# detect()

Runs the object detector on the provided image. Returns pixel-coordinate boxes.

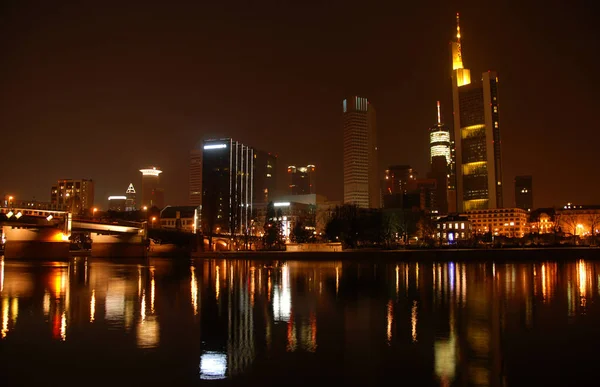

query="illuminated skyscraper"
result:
[343,96,379,209]
[451,13,503,211]
[430,101,451,166]
[287,164,316,195]
[125,183,136,211]
[139,167,164,209]
[189,148,203,206]
[514,175,533,211]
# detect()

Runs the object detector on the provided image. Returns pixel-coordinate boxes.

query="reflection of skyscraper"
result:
[139,167,164,209]
[343,96,379,209]
[451,13,503,211]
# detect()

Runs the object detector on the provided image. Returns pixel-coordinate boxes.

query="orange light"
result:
[152,217,156,221]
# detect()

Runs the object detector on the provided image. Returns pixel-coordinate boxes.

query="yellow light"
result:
[93,208,98,213]
[143,206,148,211]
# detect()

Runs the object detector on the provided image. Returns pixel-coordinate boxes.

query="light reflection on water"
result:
[0,257,600,385]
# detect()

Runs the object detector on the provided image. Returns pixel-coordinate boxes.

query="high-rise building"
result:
[343,96,379,209]
[139,167,164,209]
[253,151,277,205]
[451,13,503,211]
[514,175,533,211]
[108,196,127,211]
[382,165,416,209]
[202,138,255,237]
[125,183,136,211]
[428,155,449,214]
[287,165,316,195]
[189,149,203,206]
[430,101,452,166]
[50,178,95,214]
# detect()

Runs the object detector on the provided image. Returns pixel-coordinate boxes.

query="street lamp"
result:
[8,195,14,208]
[143,206,148,211]
[151,216,157,228]
[93,208,98,218]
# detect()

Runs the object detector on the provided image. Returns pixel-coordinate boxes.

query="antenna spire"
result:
[456,12,461,42]
[437,101,441,124]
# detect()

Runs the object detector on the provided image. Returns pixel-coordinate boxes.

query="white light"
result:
[140,168,162,176]
[200,351,227,380]
[108,196,127,200]
[203,144,227,150]
[273,202,290,207]
[6,211,13,218]
[46,215,53,221]
[15,212,22,219]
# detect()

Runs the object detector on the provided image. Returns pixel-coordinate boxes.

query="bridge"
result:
[1,207,147,259]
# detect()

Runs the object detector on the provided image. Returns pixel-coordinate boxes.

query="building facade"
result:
[451,14,503,211]
[428,156,449,214]
[514,175,533,211]
[435,214,473,244]
[430,101,452,166]
[202,138,255,237]
[159,205,200,233]
[50,179,95,214]
[253,151,277,205]
[287,165,316,195]
[189,149,203,206]
[382,165,416,209]
[465,208,528,238]
[108,196,126,211]
[140,167,164,209]
[556,204,600,237]
[343,96,379,209]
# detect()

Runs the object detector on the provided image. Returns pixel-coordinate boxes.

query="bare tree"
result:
[588,212,600,245]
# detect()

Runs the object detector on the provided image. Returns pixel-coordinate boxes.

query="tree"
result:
[263,202,282,250]
[588,212,600,245]
[325,204,360,248]
[416,215,436,245]
[291,221,310,243]
[381,210,400,248]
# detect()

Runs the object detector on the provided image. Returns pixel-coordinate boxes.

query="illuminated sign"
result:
[203,144,227,150]
[108,196,127,200]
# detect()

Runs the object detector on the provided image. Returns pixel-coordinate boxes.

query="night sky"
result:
[1,1,598,209]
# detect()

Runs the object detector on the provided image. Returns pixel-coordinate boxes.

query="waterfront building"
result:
[159,205,200,233]
[514,175,533,211]
[50,178,95,214]
[465,207,528,237]
[435,214,473,244]
[451,13,503,211]
[287,165,316,195]
[343,96,379,209]
[140,167,164,209]
[556,204,600,237]
[189,148,203,206]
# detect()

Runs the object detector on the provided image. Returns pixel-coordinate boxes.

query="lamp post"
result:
[8,195,14,208]
[151,216,157,228]
[93,207,98,219]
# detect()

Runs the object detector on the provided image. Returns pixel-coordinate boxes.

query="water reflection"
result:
[1,257,600,385]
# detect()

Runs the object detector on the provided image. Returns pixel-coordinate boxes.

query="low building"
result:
[556,204,600,237]
[159,205,200,233]
[435,214,472,244]
[466,208,528,238]
[108,196,127,211]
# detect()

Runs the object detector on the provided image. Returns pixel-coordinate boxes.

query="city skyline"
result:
[1,3,598,208]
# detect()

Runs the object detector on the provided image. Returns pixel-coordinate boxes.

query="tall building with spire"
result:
[125,183,136,211]
[343,96,379,209]
[451,13,503,211]
[429,101,451,166]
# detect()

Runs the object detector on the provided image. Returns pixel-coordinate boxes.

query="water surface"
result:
[1,255,599,386]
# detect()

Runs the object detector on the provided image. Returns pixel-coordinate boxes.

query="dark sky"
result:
[1,1,598,209]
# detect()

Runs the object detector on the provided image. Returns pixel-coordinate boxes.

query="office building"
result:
[514,175,533,211]
[288,165,316,195]
[451,13,503,211]
[189,148,203,206]
[382,165,416,209]
[108,196,127,211]
[140,167,164,209]
[50,179,95,214]
[254,151,277,204]
[435,215,473,244]
[428,156,449,214]
[343,96,379,209]
[202,138,255,237]
[466,208,528,238]
[429,101,452,166]
[125,183,136,212]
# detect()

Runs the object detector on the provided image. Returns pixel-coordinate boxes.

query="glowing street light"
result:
[15,212,22,219]
[143,206,148,211]
[151,216,157,228]
[6,211,13,218]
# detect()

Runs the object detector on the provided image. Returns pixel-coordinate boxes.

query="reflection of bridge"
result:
[1,207,147,259]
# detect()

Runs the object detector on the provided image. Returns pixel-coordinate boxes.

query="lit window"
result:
[461,223,465,229]
[454,223,459,229]
[494,122,499,128]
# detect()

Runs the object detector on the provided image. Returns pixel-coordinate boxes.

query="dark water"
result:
[1,255,600,386]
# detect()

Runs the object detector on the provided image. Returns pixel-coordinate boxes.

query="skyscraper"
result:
[429,101,451,166]
[139,167,164,209]
[514,175,533,211]
[125,183,136,211]
[201,138,255,237]
[343,96,378,209]
[382,165,416,209]
[287,165,316,195]
[189,148,202,206]
[451,13,503,211]
[253,151,277,204]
